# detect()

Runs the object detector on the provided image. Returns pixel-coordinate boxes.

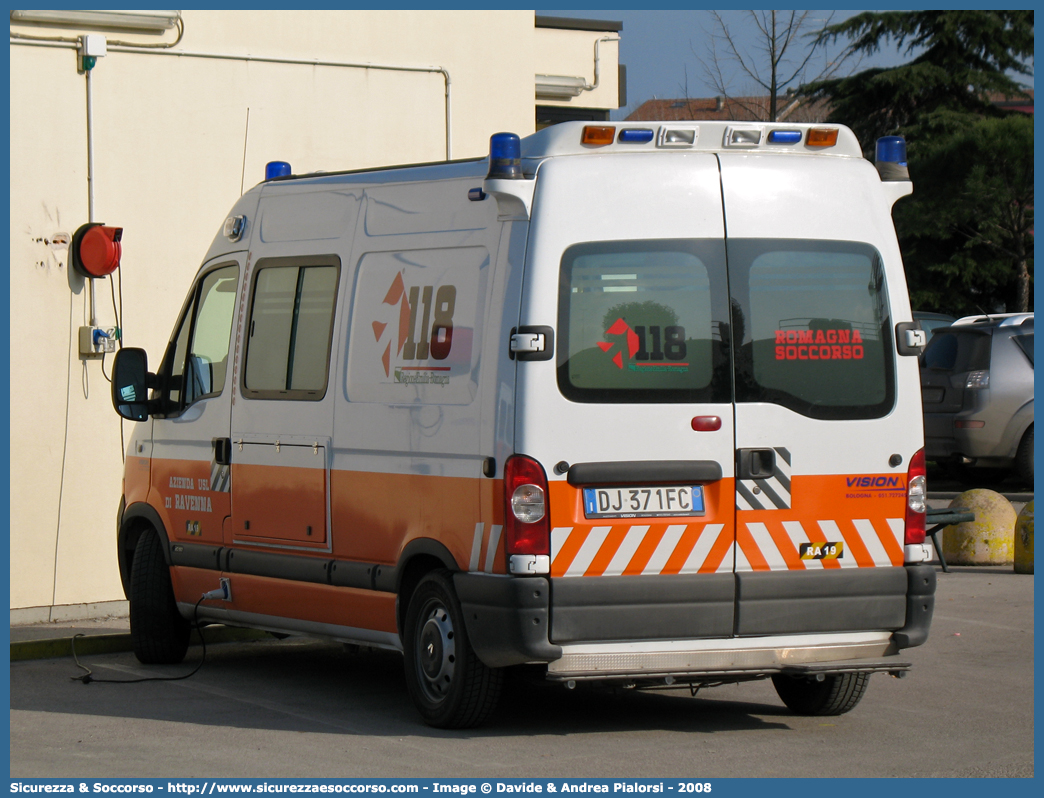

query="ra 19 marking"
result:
[799,541,844,560]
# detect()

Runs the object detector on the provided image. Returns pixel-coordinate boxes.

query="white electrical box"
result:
[81,34,107,57]
[79,325,117,358]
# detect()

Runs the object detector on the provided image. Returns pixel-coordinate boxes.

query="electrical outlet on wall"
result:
[78,325,118,358]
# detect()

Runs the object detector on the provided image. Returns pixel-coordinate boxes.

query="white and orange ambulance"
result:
[112,121,934,728]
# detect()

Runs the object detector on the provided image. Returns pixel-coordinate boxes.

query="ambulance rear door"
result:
[720,152,920,637]
[516,152,738,644]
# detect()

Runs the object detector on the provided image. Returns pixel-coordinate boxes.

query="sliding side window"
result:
[243,256,340,400]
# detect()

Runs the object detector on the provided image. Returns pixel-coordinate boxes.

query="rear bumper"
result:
[925,412,1020,463]
[546,633,906,682]
[454,565,935,675]
[453,572,562,668]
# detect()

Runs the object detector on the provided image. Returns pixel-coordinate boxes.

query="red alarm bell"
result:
[71,223,122,277]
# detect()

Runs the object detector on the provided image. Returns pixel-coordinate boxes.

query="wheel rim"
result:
[415,599,456,703]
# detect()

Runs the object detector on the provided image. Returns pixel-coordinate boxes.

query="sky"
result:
[537,8,1034,120]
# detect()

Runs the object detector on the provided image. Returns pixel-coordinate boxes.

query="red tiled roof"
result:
[987,89,1034,102]
[988,89,1034,114]
[628,89,1034,122]
[626,96,832,123]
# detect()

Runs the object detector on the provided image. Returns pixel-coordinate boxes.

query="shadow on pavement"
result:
[11,639,793,739]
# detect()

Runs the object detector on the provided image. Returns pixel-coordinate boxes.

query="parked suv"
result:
[913,310,956,342]
[920,313,1034,483]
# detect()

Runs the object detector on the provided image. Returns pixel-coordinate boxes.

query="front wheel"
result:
[402,570,503,728]
[771,672,870,716]
[129,530,190,664]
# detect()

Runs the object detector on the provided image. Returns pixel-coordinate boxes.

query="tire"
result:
[402,570,503,728]
[1015,426,1033,485]
[129,530,190,664]
[771,672,870,716]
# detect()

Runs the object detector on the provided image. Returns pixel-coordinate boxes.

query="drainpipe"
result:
[440,68,452,161]
[536,35,620,102]
[583,36,620,92]
[82,38,100,325]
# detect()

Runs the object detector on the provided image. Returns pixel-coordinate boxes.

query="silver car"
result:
[920,313,1034,484]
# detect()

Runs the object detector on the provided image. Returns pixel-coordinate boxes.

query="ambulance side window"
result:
[160,264,239,414]
[727,239,894,420]
[242,256,340,400]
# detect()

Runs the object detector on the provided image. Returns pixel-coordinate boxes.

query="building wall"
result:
[9,10,618,613]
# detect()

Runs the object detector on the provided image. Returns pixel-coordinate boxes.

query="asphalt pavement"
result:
[9,565,1034,779]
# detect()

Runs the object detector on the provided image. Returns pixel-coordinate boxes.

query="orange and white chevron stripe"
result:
[550,523,732,577]
[548,516,904,577]
[734,517,904,572]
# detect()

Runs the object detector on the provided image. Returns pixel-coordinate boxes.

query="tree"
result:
[695,11,855,122]
[804,11,1034,313]
[896,114,1033,314]
[806,11,1033,143]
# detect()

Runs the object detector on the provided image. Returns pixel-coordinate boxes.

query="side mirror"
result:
[112,348,152,421]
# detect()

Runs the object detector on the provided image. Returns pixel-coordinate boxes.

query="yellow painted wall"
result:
[9,10,618,611]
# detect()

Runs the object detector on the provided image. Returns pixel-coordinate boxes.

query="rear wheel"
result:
[1015,426,1033,485]
[129,531,190,664]
[402,570,503,728]
[771,672,870,716]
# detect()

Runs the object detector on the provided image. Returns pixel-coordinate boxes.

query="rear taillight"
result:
[504,454,550,556]
[965,370,990,389]
[905,448,927,545]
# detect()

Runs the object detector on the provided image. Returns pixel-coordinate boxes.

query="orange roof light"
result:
[807,128,839,147]
[581,126,616,146]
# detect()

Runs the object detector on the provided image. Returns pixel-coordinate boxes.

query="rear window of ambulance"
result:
[557,239,731,403]
[727,239,894,420]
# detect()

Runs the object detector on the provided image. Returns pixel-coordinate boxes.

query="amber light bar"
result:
[581,126,616,146]
[807,128,840,147]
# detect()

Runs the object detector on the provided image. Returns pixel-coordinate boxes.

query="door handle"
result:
[737,448,775,480]
[213,437,232,466]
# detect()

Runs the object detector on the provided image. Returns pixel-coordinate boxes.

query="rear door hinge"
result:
[895,321,927,356]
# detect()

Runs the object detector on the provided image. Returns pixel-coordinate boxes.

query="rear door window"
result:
[728,239,894,420]
[556,239,731,404]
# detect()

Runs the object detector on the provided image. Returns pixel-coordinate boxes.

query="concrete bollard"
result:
[1014,501,1034,574]
[942,489,1016,566]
